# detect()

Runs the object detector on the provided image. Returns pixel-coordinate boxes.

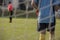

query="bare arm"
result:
[31,0,38,9]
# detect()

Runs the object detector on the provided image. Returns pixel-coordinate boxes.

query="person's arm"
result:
[31,0,38,9]
[31,0,39,16]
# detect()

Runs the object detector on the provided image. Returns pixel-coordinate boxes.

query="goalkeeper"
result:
[31,0,60,40]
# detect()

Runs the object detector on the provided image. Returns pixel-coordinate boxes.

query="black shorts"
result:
[37,16,56,32]
[37,23,56,32]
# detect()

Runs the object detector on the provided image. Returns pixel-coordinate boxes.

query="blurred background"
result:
[0,0,60,18]
[0,0,35,18]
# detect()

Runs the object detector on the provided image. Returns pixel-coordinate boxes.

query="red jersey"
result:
[8,4,13,11]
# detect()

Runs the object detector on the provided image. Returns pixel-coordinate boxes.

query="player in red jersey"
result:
[8,1,13,23]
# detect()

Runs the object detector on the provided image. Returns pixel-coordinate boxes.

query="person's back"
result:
[36,0,56,23]
[8,3,13,11]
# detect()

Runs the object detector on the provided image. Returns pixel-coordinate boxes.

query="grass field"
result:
[0,17,60,40]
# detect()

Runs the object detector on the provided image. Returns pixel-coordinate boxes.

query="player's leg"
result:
[39,30,46,40]
[49,23,55,40]
[9,11,13,23]
[49,29,55,40]
[9,11,12,23]
[9,11,11,23]
[37,23,46,40]
[47,23,55,40]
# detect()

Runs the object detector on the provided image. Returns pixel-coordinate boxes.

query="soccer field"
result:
[0,18,60,40]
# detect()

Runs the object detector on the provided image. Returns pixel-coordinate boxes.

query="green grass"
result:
[0,18,60,40]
